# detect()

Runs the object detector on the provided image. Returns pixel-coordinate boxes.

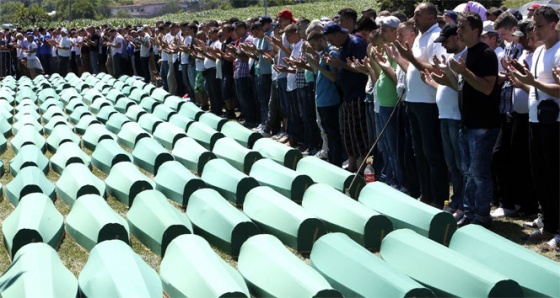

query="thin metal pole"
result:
[264,0,268,16]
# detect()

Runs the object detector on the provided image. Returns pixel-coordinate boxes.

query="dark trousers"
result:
[112,53,122,79]
[38,54,51,75]
[287,89,303,144]
[141,57,150,83]
[529,122,559,234]
[407,102,449,206]
[398,103,420,197]
[492,113,516,209]
[234,76,259,126]
[510,112,538,214]
[257,73,272,126]
[204,67,223,115]
[318,104,343,166]
[59,56,69,77]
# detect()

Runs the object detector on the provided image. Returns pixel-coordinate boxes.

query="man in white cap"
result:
[56,28,71,76]
[480,20,504,70]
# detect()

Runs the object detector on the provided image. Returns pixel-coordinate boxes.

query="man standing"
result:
[56,28,71,77]
[395,2,448,207]
[451,12,500,227]
[324,22,369,172]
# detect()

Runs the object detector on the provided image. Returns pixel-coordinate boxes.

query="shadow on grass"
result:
[488,219,527,244]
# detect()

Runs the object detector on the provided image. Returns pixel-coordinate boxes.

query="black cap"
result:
[259,16,273,24]
[434,23,458,43]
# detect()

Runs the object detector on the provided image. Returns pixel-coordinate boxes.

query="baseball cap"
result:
[528,3,541,10]
[277,9,296,23]
[61,28,68,34]
[481,21,497,35]
[434,23,458,43]
[514,19,531,37]
[444,10,458,23]
[376,16,400,29]
[259,16,273,24]
[323,21,348,35]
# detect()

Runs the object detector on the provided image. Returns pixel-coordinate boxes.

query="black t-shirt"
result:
[90,33,100,52]
[459,42,500,129]
[220,37,235,76]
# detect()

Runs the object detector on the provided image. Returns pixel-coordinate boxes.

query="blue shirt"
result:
[316,46,340,107]
[37,33,52,55]
[256,33,272,75]
[338,34,368,102]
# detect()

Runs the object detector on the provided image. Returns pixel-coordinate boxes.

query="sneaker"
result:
[257,128,271,137]
[457,217,473,228]
[539,234,560,252]
[490,207,519,218]
[314,149,328,160]
[252,124,264,132]
[523,214,544,229]
[523,228,554,242]
[278,135,290,143]
[272,132,285,140]
[453,209,465,221]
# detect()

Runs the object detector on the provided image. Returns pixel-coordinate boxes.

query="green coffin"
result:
[96,105,118,124]
[65,97,86,114]
[219,121,262,149]
[128,88,149,103]
[56,163,106,207]
[168,113,195,131]
[310,233,435,298]
[0,133,6,155]
[244,186,327,254]
[132,137,174,175]
[178,101,204,120]
[46,125,81,153]
[249,158,313,202]
[78,240,162,297]
[82,123,116,151]
[105,112,130,134]
[153,122,187,150]
[116,121,151,149]
[14,100,38,114]
[50,142,91,175]
[172,137,216,174]
[105,161,155,207]
[91,139,133,174]
[143,82,157,95]
[89,97,112,114]
[65,194,130,251]
[199,112,227,131]
[0,243,78,297]
[9,144,49,176]
[359,182,457,246]
[2,193,64,259]
[6,166,55,207]
[39,98,63,114]
[12,115,43,135]
[15,86,37,103]
[303,184,393,252]
[74,114,101,135]
[139,97,159,113]
[449,225,560,297]
[68,105,92,124]
[154,161,206,206]
[82,88,103,105]
[137,113,163,134]
[42,105,65,123]
[187,188,260,258]
[380,229,524,297]
[124,104,147,121]
[213,137,262,174]
[152,104,176,121]
[11,125,46,154]
[163,96,185,111]
[44,115,70,136]
[105,90,127,104]
[238,234,342,298]
[13,110,40,125]
[127,189,193,257]
[160,234,250,298]
[38,88,61,102]
[297,156,365,199]
[186,121,224,150]
[201,159,259,206]
[151,87,171,102]
[252,138,302,170]
[0,115,11,138]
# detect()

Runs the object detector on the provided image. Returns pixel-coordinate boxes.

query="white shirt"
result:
[73,36,82,55]
[180,35,192,64]
[203,39,221,69]
[512,51,533,114]
[111,34,124,56]
[58,36,71,57]
[140,34,151,57]
[287,39,302,92]
[495,46,505,73]
[406,23,446,103]
[528,42,560,122]
[277,33,293,79]
[52,35,61,57]
[436,48,467,120]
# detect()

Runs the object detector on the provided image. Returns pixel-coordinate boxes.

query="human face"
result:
[397,26,416,44]
[380,26,397,43]
[413,4,433,33]
[338,16,354,32]
[286,30,298,44]
[235,26,246,38]
[278,17,291,30]
[442,35,458,53]
[533,14,557,43]
[325,32,341,47]
[457,19,478,47]
[527,9,535,19]
[480,33,497,48]
[497,27,515,43]
[308,38,325,52]
[252,28,264,39]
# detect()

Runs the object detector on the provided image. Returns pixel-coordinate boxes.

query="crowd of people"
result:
[0,2,559,251]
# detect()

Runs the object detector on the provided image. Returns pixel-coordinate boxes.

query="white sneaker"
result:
[453,209,465,221]
[491,206,519,218]
[314,149,328,160]
[523,213,544,229]
[272,132,286,140]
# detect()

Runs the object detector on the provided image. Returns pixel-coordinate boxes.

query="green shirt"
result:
[374,56,398,107]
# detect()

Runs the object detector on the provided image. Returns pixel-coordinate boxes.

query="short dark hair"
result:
[459,12,483,36]
[391,10,408,23]
[486,7,503,18]
[307,31,324,41]
[494,12,518,30]
[534,6,560,24]
[421,2,439,19]
[235,21,247,29]
[338,8,358,23]
[356,16,377,32]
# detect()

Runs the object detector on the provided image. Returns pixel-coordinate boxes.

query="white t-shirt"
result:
[17,39,30,59]
[512,51,533,114]
[406,23,446,103]
[181,35,192,64]
[495,46,505,73]
[277,33,293,79]
[140,34,151,57]
[58,36,71,57]
[203,39,221,69]
[287,39,302,92]
[111,34,124,56]
[528,42,560,123]
[73,36,82,56]
[27,41,38,59]
[436,48,466,120]
[52,35,61,57]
